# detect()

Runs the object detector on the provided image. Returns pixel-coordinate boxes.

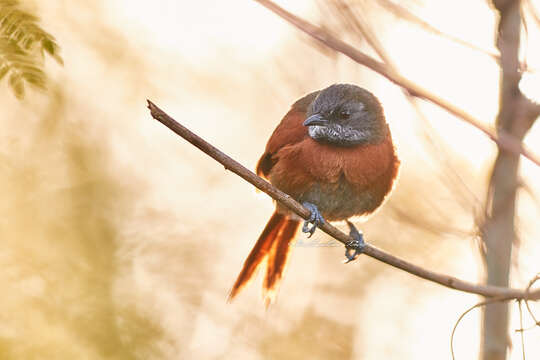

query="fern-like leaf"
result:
[0,0,63,99]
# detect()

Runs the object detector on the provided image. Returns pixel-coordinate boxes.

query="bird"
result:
[228,84,400,305]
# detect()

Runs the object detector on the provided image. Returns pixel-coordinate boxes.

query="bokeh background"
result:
[1,0,540,359]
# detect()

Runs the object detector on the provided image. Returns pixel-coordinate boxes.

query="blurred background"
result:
[1,0,540,359]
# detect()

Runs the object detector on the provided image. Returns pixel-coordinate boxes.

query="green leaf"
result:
[8,71,24,99]
[41,38,54,55]
[0,65,8,80]
[0,0,63,99]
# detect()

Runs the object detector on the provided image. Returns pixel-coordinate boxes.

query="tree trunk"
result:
[481,1,536,359]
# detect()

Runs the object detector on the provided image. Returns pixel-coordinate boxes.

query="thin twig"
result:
[524,274,540,325]
[373,0,501,62]
[525,0,540,28]
[518,300,526,360]
[147,100,540,301]
[450,296,512,360]
[252,0,540,167]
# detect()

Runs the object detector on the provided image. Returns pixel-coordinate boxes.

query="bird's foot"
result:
[301,202,325,238]
[344,221,365,263]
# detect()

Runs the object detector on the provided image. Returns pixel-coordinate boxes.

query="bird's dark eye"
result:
[338,109,350,119]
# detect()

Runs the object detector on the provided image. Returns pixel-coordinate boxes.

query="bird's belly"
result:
[296,177,378,221]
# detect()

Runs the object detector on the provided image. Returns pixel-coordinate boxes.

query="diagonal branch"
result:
[253,0,540,167]
[373,0,501,62]
[147,100,540,301]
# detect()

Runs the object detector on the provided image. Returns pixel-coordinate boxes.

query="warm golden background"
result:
[2,0,540,359]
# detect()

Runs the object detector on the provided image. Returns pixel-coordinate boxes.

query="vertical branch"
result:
[481,1,539,359]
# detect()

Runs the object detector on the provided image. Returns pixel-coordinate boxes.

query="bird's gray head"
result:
[304,84,388,146]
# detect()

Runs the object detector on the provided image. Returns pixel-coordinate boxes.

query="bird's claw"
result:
[344,221,365,263]
[302,202,325,238]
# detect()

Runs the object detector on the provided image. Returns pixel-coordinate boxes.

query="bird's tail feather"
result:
[263,219,299,305]
[228,211,300,304]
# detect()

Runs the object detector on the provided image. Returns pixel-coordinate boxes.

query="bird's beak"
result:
[303,114,328,127]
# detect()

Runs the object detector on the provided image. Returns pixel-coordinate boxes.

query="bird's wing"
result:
[256,91,319,178]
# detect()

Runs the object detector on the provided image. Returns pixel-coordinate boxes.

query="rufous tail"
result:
[228,211,300,305]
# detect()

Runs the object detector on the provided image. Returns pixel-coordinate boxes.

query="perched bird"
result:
[229,84,400,304]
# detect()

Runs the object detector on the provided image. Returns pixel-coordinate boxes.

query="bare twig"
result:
[146,100,540,301]
[524,273,540,326]
[450,296,513,360]
[373,0,501,62]
[524,0,540,27]
[252,0,540,167]
[518,300,526,360]
[451,291,539,360]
